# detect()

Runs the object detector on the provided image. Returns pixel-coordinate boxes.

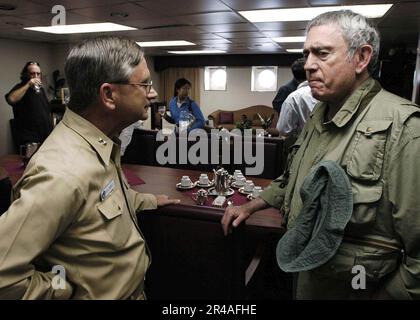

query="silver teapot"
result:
[213,167,233,196]
[192,189,208,205]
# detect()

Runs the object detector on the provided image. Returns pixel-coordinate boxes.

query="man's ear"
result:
[99,83,116,111]
[355,44,373,75]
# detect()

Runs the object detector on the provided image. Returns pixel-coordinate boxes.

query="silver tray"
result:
[207,187,235,197]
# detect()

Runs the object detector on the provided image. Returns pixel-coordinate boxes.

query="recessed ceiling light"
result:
[273,36,306,43]
[24,22,137,34]
[168,50,226,55]
[137,40,195,47]
[239,4,393,22]
[286,49,303,53]
[0,3,16,11]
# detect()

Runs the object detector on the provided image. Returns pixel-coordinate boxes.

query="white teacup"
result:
[180,176,192,187]
[244,180,254,192]
[233,170,243,180]
[199,174,210,185]
[235,176,246,186]
[252,186,262,198]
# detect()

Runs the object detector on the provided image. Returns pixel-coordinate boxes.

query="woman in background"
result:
[165,78,205,131]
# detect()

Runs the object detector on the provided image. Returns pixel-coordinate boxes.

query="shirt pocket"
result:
[97,194,131,248]
[346,120,392,181]
[349,180,383,229]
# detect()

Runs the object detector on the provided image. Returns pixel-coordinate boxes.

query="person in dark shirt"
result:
[5,61,53,148]
[272,58,307,113]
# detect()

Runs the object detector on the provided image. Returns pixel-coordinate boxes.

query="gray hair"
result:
[65,36,144,112]
[306,10,380,75]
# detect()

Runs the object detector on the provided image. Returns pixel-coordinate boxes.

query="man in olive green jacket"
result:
[222,10,420,299]
[0,37,180,299]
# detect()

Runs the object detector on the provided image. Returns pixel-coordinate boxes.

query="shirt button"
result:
[98,138,107,145]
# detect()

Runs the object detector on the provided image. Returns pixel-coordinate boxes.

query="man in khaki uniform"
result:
[222,10,420,299]
[0,36,180,299]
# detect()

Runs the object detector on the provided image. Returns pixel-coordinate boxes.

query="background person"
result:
[5,61,53,148]
[164,78,205,131]
[272,58,306,114]
[276,80,318,138]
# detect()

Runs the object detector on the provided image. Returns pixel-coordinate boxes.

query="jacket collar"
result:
[61,108,117,166]
[311,78,382,132]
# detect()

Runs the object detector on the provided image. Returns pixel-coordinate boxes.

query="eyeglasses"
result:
[112,80,153,94]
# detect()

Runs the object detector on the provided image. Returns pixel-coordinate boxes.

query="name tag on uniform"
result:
[100,179,115,201]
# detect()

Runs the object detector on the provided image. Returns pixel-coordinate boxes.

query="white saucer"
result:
[247,194,260,200]
[176,182,196,190]
[194,180,214,188]
[238,187,253,195]
[231,182,245,189]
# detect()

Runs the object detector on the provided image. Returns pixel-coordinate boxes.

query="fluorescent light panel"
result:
[239,4,393,22]
[273,36,306,43]
[137,40,195,47]
[286,49,303,53]
[168,50,226,54]
[25,22,136,34]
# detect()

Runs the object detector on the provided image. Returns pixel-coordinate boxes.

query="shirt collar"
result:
[310,78,381,131]
[297,80,309,89]
[61,108,116,166]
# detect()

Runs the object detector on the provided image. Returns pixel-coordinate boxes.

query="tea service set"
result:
[176,167,263,205]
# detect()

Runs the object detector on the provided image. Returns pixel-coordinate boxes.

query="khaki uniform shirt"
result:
[261,78,420,299]
[0,109,157,299]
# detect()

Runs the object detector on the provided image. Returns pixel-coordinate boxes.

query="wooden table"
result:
[0,155,283,231]
[0,154,24,184]
[125,164,283,231]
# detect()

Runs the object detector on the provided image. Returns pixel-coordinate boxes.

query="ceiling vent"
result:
[0,3,16,11]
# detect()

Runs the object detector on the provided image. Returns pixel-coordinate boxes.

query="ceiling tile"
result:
[136,0,231,15]
[0,0,50,15]
[220,0,309,10]
[254,21,309,31]
[71,3,161,21]
[176,12,245,25]
[28,0,127,10]
[197,23,257,33]
[19,12,101,25]
[214,31,266,39]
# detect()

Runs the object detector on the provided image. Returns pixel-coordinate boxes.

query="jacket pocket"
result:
[349,181,383,228]
[313,242,400,282]
[97,194,131,248]
[346,120,392,181]
[354,251,400,281]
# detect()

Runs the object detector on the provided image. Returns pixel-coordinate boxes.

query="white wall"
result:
[199,66,292,117]
[0,38,65,156]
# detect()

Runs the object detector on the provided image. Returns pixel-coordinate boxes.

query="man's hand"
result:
[156,194,181,207]
[221,197,269,236]
[27,78,42,89]
[221,204,252,236]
